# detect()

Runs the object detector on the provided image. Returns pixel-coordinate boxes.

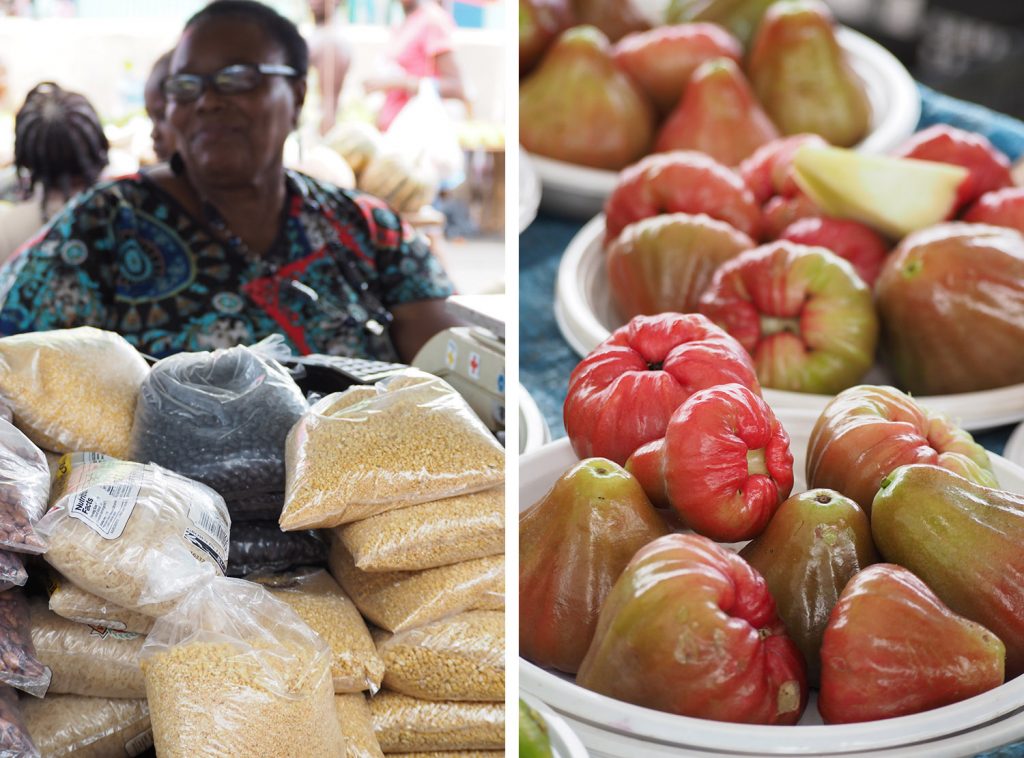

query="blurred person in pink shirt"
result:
[364,0,466,131]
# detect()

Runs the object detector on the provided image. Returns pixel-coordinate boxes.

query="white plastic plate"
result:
[519,385,552,455]
[525,26,921,219]
[520,146,542,233]
[522,692,591,758]
[519,410,1024,755]
[554,214,1024,431]
[1006,423,1024,469]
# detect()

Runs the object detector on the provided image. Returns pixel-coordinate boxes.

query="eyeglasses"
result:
[162,63,300,103]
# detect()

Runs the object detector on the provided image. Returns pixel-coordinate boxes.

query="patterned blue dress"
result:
[0,170,455,359]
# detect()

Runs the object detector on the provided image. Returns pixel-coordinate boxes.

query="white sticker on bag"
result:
[66,482,142,540]
[187,502,230,559]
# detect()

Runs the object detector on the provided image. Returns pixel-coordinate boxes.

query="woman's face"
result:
[167,16,305,189]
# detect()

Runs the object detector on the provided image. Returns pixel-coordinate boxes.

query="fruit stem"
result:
[760,315,801,338]
[747,447,768,477]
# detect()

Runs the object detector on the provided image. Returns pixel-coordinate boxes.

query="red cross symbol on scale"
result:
[469,354,480,374]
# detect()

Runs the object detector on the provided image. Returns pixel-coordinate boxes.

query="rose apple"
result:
[819,563,1005,724]
[740,489,877,687]
[570,0,649,42]
[611,23,742,116]
[740,134,829,205]
[564,313,760,465]
[653,57,779,166]
[520,26,655,170]
[760,192,821,239]
[519,0,574,76]
[519,457,668,673]
[698,241,878,394]
[604,151,761,242]
[963,186,1024,235]
[606,212,754,318]
[665,0,777,47]
[577,533,807,725]
[893,124,1013,211]
[875,223,1024,394]
[778,216,889,286]
[806,384,996,515]
[626,383,793,542]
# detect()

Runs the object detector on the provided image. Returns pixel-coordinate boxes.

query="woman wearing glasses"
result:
[0,0,461,361]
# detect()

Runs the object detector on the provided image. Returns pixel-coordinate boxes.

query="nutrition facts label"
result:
[67,482,141,540]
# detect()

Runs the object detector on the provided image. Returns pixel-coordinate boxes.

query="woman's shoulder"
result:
[290,170,409,251]
[67,173,155,212]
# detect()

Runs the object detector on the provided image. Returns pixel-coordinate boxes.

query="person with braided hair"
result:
[0,0,461,360]
[0,82,109,261]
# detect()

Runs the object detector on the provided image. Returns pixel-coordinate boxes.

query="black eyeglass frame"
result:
[162,63,301,102]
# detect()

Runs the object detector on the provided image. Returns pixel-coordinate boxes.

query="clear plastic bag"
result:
[30,600,145,698]
[336,486,504,572]
[0,552,27,592]
[0,684,38,757]
[374,611,504,701]
[328,536,504,633]
[128,337,308,500]
[0,327,149,458]
[334,693,383,758]
[225,491,286,523]
[140,576,343,758]
[0,591,50,698]
[227,521,327,579]
[251,569,384,694]
[38,454,229,617]
[46,573,154,635]
[368,693,504,753]
[0,419,51,555]
[281,371,504,530]
[21,695,151,758]
[386,79,465,186]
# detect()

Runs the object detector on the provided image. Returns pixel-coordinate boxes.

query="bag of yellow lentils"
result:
[140,576,343,758]
[279,370,504,531]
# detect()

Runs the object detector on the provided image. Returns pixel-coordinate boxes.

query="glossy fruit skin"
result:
[519,457,668,673]
[654,57,779,166]
[806,384,996,515]
[778,216,889,286]
[577,533,808,725]
[963,186,1024,235]
[697,241,878,394]
[519,25,655,170]
[894,125,1012,211]
[611,23,742,115]
[564,313,761,465]
[606,212,754,318]
[875,223,1024,395]
[747,0,871,147]
[604,151,761,242]
[740,134,829,205]
[760,192,821,239]
[570,0,649,42]
[819,562,1005,724]
[519,0,575,76]
[740,488,877,686]
[665,0,777,47]
[872,464,1024,677]
[626,383,793,542]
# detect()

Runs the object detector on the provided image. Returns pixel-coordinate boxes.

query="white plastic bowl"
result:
[554,214,1024,431]
[522,692,591,758]
[520,147,543,233]
[525,26,921,219]
[519,409,1024,755]
[519,385,552,455]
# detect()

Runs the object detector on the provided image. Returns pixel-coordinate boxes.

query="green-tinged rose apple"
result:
[876,223,1024,395]
[520,0,574,76]
[807,385,996,515]
[607,212,754,318]
[792,145,968,238]
[519,457,668,674]
[520,25,655,170]
[698,241,878,394]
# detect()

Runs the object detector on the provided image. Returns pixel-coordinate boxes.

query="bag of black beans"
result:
[227,522,327,578]
[128,337,308,501]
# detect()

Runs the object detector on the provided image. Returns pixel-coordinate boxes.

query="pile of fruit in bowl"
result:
[520,311,1024,730]
[520,0,873,172]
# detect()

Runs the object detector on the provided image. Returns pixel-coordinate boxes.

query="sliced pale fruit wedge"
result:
[792,145,969,239]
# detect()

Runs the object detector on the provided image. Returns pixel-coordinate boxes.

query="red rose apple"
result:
[778,216,889,286]
[963,186,1024,235]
